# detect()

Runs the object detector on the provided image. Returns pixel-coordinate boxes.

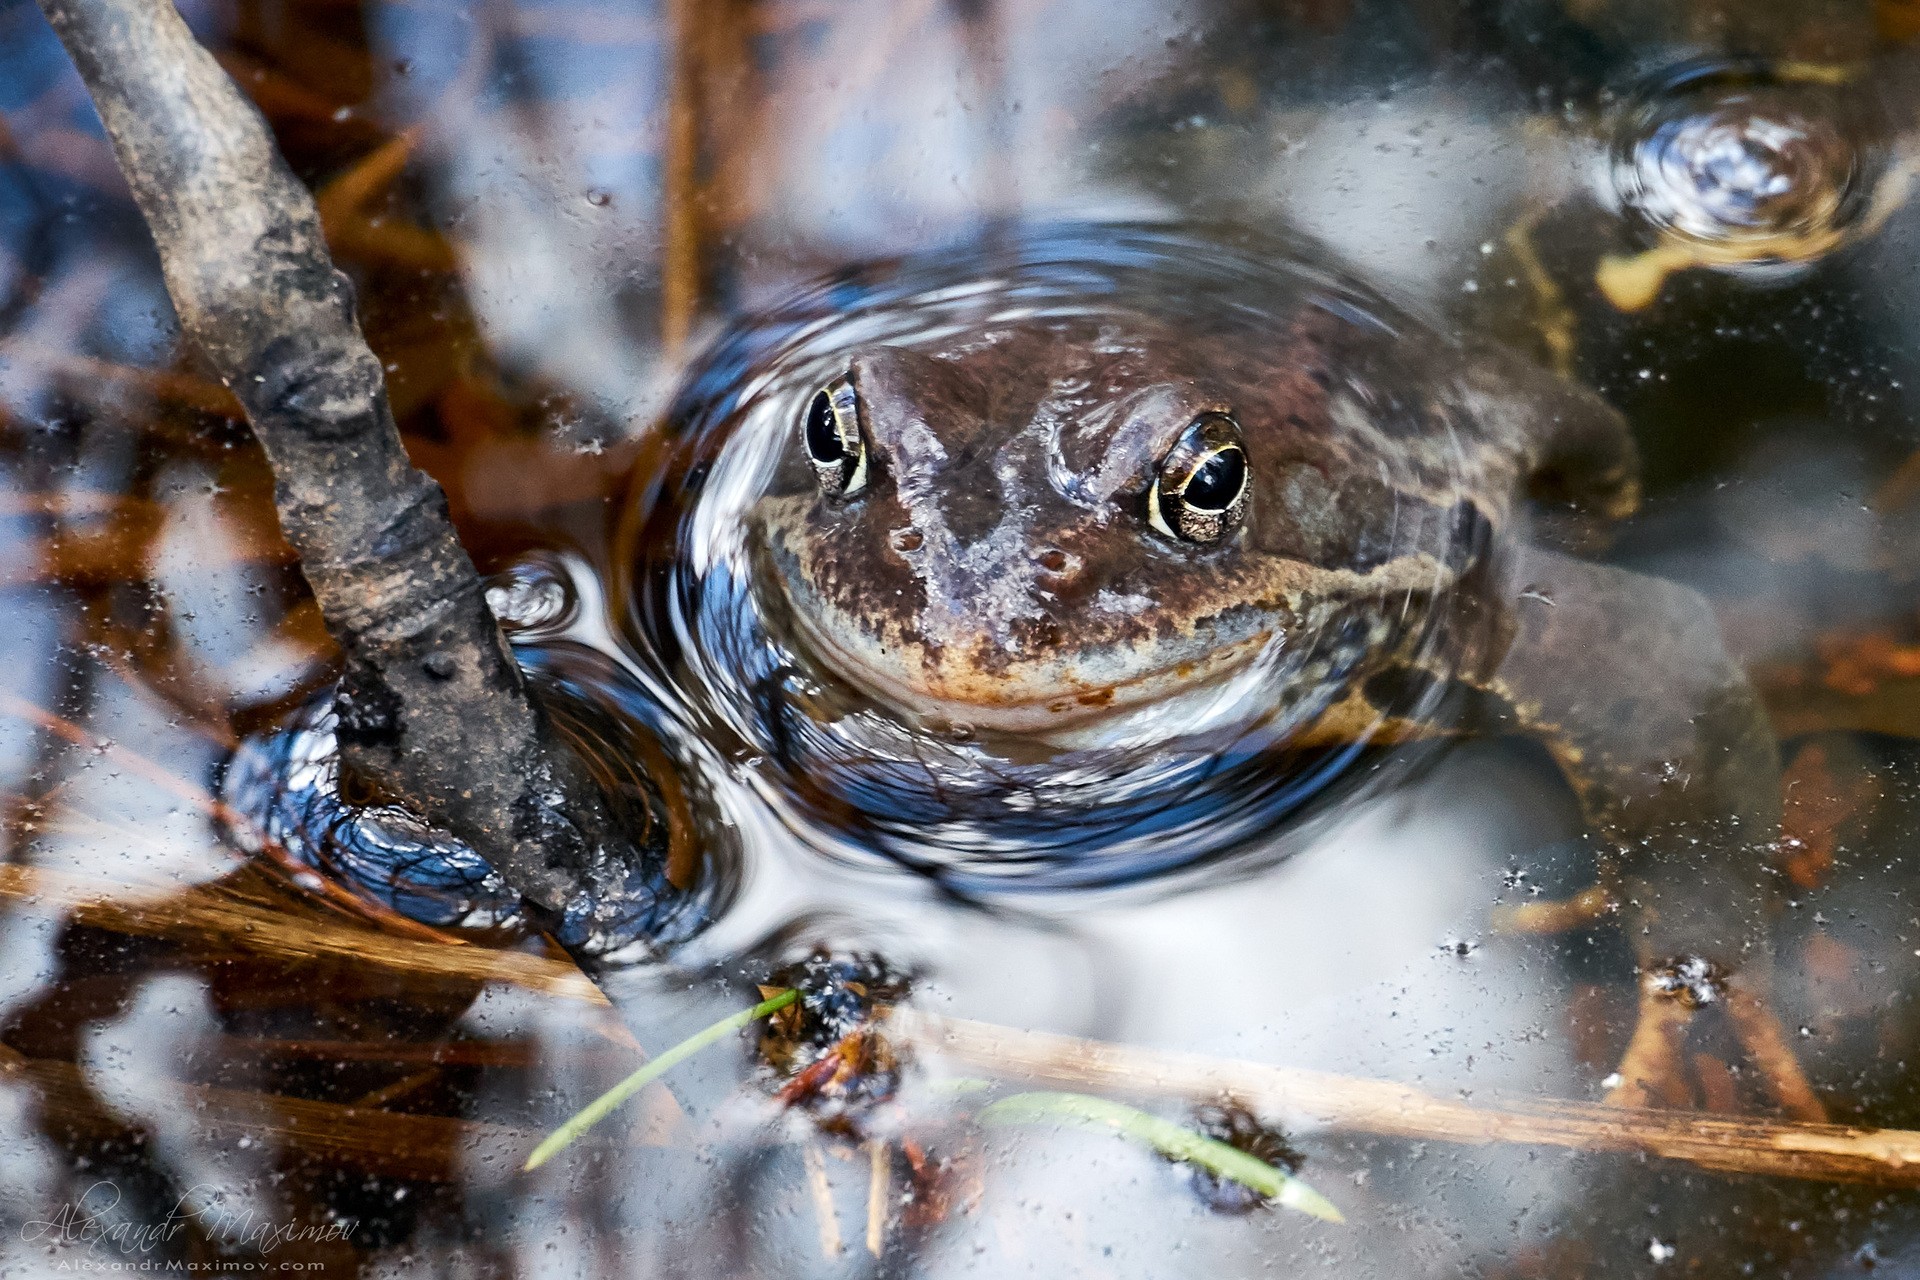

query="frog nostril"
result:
[1035,548,1077,575]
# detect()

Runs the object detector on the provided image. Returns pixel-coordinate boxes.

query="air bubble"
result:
[484,554,578,633]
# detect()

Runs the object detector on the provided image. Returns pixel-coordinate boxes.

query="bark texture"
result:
[37,0,658,932]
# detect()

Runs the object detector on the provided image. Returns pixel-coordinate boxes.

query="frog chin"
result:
[783,603,1274,739]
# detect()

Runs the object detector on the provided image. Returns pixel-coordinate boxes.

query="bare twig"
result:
[33,0,669,938]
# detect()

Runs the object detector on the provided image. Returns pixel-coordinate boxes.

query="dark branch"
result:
[36,0,659,933]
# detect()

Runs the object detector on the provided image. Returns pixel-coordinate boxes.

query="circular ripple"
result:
[618,223,1506,892]
[1610,60,1884,263]
[222,637,736,957]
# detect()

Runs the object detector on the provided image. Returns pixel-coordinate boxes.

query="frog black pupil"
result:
[806,390,842,463]
[1184,448,1244,511]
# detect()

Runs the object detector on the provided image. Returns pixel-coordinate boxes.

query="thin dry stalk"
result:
[18,846,1919,1192]
[660,0,758,354]
[865,1138,888,1256]
[314,129,458,272]
[659,0,707,354]
[0,862,600,1001]
[352,1066,441,1109]
[897,1011,1920,1188]
[802,1140,845,1258]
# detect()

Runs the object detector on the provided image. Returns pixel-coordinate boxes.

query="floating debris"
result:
[1182,1099,1308,1215]
[976,1090,1343,1223]
[758,949,912,1127]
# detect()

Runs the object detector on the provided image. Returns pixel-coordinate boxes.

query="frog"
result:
[628,222,1820,1120]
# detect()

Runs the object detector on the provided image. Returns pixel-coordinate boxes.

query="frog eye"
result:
[1147,412,1249,544]
[802,376,870,498]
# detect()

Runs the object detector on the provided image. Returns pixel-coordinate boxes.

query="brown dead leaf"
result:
[1781,740,1879,891]
[1814,628,1920,698]
[900,1134,984,1231]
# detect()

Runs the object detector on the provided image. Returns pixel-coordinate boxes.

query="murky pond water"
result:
[9,0,1920,1275]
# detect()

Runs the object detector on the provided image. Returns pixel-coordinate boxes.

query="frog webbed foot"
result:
[1605,956,1825,1123]
[1479,548,1824,1122]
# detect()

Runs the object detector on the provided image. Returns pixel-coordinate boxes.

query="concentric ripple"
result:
[1609,60,1886,264]
[222,575,737,957]
[617,223,1502,892]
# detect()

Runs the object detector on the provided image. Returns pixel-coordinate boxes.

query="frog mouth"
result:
[779,601,1274,737]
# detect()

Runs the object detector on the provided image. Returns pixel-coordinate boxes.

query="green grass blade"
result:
[523,987,800,1171]
[977,1090,1344,1223]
